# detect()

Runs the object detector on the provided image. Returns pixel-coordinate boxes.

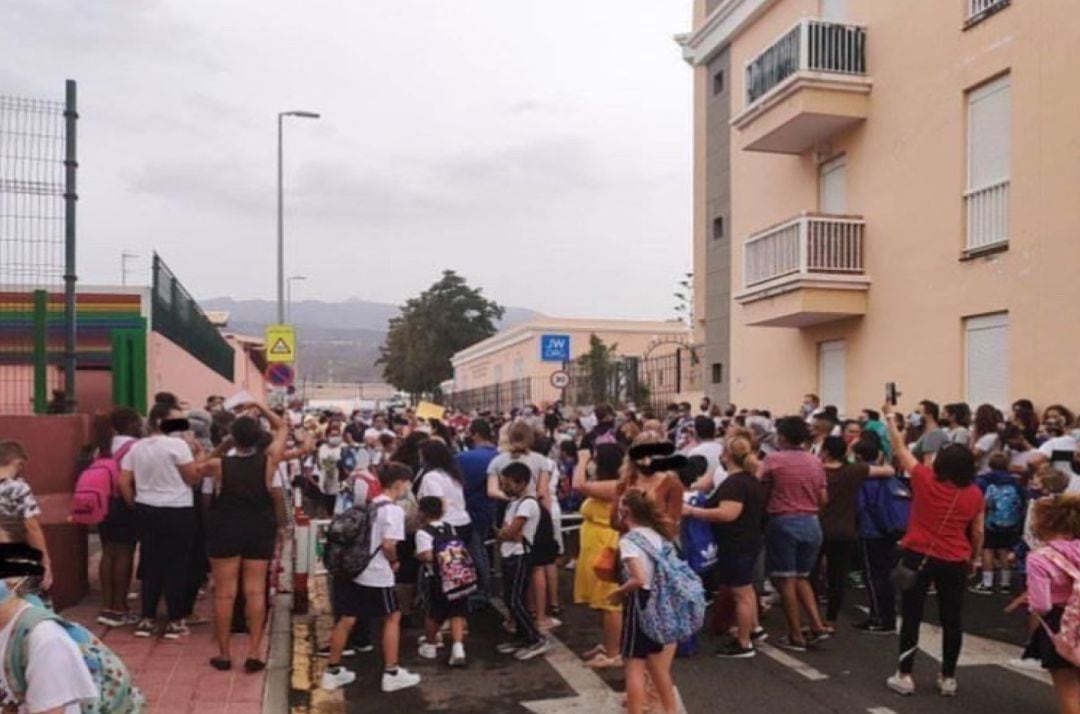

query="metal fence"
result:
[0,81,77,414]
[152,253,234,381]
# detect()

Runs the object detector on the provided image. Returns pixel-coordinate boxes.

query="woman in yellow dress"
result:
[573,443,625,668]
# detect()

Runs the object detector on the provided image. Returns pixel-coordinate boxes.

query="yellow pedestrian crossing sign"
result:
[265,324,296,364]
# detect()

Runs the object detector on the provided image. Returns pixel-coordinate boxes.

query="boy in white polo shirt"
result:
[321,463,421,693]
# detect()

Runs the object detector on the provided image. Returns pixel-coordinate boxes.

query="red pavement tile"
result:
[225,703,263,714]
[227,674,265,702]
[148,701,192,714]
[193,679,233,702]
[194,705,229,714]
[132,671,171,697]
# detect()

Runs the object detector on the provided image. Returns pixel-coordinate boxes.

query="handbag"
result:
[890,489,962,593]
[593,546,619,583]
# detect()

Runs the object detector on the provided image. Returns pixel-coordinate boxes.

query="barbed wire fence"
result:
[0,80,78,414]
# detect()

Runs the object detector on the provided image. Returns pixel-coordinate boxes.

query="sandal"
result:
[584,653,623,669]
[582,643,606,659]
[209,657,232,671]
[244,658,266,673]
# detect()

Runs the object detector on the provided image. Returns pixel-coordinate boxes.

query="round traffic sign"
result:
[266,363,295,387]
[549,370,570,389]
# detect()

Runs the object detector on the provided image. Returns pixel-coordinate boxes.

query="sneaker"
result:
[418,643,439,660]
[750,627,768,643]
[381,667,421,693]
[539,617,562,631]
[514,638,552,661]
[449,643,466,668]
[355,644,375,654]
[97,612,124,627]
[496,642,523,655]
[1008,656,1043,672]
[316,645,356,658]
[937,675,958,697]
[563,559,577,571]
[133,619,156,638]
[417,634,445,648]
[320,666,357,691]
[969,582,995,596]
[162,621,189,640]
[776,636,809,653]
[715,641,756,659]
[183,613,210,626]
[805,628,833,644]
[120,612,141,626]
[886,672,916,696]
[853,621,897,635]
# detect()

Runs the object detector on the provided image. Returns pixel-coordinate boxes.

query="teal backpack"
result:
[4,605,145,713]
[623,531,707,645]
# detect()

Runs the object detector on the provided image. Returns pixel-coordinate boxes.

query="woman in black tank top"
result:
[201,403,288,673]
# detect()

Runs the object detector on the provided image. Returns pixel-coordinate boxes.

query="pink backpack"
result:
[70,441,136,525]
[1034,542,1080,667]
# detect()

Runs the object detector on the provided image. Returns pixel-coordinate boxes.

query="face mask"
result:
[161,418,190,435]
[328,437,343,447]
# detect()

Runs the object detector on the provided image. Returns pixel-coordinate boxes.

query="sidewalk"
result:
[60,544,271,713]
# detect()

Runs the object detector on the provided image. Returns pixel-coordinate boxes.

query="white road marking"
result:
[867,708,900,714]
[757,642,830,681]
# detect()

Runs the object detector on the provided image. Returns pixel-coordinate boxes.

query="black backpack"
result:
[323,501,390,579]
[518,497,559,565]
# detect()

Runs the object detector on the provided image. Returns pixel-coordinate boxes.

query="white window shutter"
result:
[965,313,1009,408]
[968,76,1011,189]
[818,340,846,415]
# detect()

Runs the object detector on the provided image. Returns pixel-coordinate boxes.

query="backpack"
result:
[985,481,1024,531]
[4,605,145,713]
[322,501,390,580]
[623,530,706,645]
[518,497,559,565]
[681,492,718,576]
[863,476,912,538]
[70,441,136,526]
[1033,543,1080,667]
[425,523,478,602]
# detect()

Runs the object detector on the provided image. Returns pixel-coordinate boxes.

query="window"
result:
[818,340,846,414]
[965,74,1010,251]
[712,70,725,96]
[712,216,725,241]
[965,312,1008,408]
[711,362,723,385]
[819,156,847,214]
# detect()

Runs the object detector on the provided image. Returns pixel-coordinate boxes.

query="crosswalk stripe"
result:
[757,642,830,681]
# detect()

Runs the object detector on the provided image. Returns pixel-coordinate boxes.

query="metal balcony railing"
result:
[745,19,868,105]
[744,214,865,288]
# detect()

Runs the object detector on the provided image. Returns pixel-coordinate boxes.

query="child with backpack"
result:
[1025,494,1080,714]
[972,451,1028,595]
[321,463,421,694]
[611,488,701,714]
[415,496,474,667]
[0,443,52,592]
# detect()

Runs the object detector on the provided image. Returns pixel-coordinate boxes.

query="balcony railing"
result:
[744,214,865,288]
[746,19,867,105]
[964,179,1009,252]
[969,0,1009,21]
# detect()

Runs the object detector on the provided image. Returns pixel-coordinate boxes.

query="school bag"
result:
[519,497,559,565]
[863,476,912,538]
[70,441,136,526]
[323,501,390,579]
[1033,543,1080,667]
[424,523,479,602]
[985,481,1025,531]
[4,604,145,713]
[681,492,718,576]
[623,530,706,645]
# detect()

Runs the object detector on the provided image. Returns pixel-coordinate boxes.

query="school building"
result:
[679,0,1080,416]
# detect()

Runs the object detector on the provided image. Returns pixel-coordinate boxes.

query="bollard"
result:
[293,504,310,614]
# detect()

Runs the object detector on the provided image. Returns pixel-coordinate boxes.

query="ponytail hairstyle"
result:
[91,412,114,457]
[620,488,676,540]
[724,434,759,474]
[508,421,535,457]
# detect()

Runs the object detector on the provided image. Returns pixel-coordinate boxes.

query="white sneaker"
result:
[514,638,552,661]
[382,667,421,693]
[418,643,438,660]
[1008,657,1043,671]
[417,634,444,648]
[886,672,915,696]
[937,675,958,697]
[449,642,466,668]
[320,666,357,691]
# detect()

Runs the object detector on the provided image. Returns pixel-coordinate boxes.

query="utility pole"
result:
[121,251,138,287]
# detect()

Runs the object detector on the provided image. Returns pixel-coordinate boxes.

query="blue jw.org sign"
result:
[539,334,571,362]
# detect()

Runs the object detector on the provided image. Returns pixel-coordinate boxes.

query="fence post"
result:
[62,79,78,412]
[32,290,48,414]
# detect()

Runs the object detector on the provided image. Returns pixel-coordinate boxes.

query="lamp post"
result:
[287,275,307,323]
[277,110,320,324]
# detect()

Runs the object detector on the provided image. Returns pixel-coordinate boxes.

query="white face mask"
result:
[328,436,343,447]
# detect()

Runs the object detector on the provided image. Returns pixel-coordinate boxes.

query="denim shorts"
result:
[766,514,823,578]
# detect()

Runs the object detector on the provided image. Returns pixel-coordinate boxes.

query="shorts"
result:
[332,577,399,619]
[99,500,137,544]
[206,511,276,560]
[1034,607,1075,671]
[621,589,663,660]
[426,578,468,623]
[766,514,823,579]
[715,548,761,588]
[985,529,1022,551]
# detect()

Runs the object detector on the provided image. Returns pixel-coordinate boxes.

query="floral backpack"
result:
[4,604,145,712]
[1034,542,1080,667]
[623,530,706,645]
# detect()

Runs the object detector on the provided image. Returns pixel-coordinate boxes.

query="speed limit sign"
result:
[550,370,571,389]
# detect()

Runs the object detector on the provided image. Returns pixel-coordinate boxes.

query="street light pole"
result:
[287,275,307,323]
[276,110,320,325]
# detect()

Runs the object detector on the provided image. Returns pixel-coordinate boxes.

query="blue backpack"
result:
[985,481,1024,531]
[624,531,706,645]
[861,476,912,538]
[680,493,718,575]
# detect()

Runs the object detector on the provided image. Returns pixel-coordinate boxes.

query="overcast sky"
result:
[1,0,693,320]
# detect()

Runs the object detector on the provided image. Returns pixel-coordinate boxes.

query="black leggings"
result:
[817,539,856,622]
[135,504,197,621]
[502,555,541,645]
[897,550,967,677]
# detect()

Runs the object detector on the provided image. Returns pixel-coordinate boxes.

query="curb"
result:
[264,540,294,714]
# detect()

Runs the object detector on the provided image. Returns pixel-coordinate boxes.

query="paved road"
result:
[343,574,1056,713]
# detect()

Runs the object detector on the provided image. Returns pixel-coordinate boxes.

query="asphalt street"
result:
[343,568,1056,713]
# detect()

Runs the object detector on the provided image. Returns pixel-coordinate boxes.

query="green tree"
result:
[378,270,504,400]
[577,334,617,405]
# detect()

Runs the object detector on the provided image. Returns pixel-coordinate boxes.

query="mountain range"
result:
[200,297,540,382]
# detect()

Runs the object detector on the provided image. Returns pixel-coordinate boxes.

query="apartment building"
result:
[679,0,1080,415]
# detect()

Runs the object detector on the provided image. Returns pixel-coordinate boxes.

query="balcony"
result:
[736,213,870,328]
[732,19,871,154]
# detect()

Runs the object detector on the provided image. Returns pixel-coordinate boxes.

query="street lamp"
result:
[287,275,307,323]
[277,110,320,324]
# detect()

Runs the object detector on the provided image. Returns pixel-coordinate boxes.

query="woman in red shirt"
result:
[882,404,984,699]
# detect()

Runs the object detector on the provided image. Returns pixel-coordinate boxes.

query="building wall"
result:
[719,0,1080,415]
[149,332,266,406]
